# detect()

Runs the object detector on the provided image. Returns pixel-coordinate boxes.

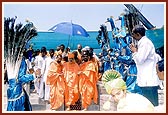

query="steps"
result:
[3,84,50,112]
[3,81,165,112]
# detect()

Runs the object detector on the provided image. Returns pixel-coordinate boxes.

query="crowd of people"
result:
[13,43,101,111]
[4,24,164,112]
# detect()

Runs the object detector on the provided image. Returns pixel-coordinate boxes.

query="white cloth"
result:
[43,56,55,82]
[25,59,32,70]
[33,55,42,94]
[132,36,160,87]
[39,56,47,98]
[117,93,154,112]
[43,56,55,100]
[33,55,43,72]
[33,55,47,98]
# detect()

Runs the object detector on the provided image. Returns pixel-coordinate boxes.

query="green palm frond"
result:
[102,69,122,84]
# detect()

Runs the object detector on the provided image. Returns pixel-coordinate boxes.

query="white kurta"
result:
[33,55,43,94]
[43,56,55,100]
[132,36,160,87]
[33,55,47,98]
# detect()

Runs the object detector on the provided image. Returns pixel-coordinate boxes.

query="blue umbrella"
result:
[49,22,89,47]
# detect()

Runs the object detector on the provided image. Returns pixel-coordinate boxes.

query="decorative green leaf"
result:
[102,69,122,85]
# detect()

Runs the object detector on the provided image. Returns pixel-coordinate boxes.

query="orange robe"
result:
[78,73,94,109]
[63,62,80,107]
[80,61,99,106]
[46,61,65,110]
[77,51,82,61]
[90,57,100,80]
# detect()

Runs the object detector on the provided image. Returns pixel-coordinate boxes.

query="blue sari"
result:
[7,57,34,111]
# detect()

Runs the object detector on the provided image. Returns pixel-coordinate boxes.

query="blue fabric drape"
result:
[7,57,34,111]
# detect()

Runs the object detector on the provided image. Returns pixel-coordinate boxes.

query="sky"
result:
[3,2,165,32]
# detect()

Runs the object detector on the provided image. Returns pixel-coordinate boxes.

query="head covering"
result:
[104,78,127,94]
[102,70,122,84]
[84,46,90,50]
[68,52,74,59]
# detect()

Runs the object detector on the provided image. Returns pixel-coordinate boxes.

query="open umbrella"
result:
[49,22,89,47]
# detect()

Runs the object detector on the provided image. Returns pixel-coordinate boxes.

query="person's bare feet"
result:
[82,108,87,111]
[45,100,50,104]
[66,107,70,111]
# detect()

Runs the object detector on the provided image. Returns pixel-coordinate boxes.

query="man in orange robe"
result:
[89,47,101,80]
[46,54,65,110]
[63,52,81,110]
[79,49,99,110]
[78,72,94,110]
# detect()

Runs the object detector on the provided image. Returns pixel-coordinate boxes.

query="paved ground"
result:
[2,81,166,112]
